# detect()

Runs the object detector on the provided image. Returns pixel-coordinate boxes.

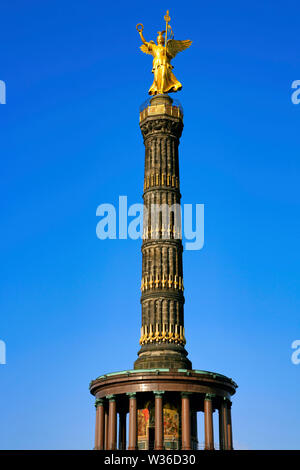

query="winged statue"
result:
[136,12,192,95]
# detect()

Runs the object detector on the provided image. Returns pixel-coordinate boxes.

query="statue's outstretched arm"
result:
[139,31,147,45]
[136,24,149,46]
[137,24,154,55]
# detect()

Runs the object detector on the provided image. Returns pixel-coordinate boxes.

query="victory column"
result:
[90,11,237,451]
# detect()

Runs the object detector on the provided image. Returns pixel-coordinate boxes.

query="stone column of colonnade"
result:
[107,395,117,450]
[204,394,215,450]
[134,94,192,371]
[181,393,192,450]
[154,391,164,450]
[218,397,233,450]
[127,392,137,450]
[94,398,104,450]
[118,411,127,450]
[227,401,233,450]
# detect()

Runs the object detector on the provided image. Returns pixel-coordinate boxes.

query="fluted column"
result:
[107,395,117,450]
[135,94,192,371]
[204,394,215,450]
[127,393,137,450]
[94,398,105,450]
[181,393,191,450]
[154,391,164,450]
[119,411,127,450]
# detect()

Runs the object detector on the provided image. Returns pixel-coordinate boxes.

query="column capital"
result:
[126,392,137,399]
[106,394,116,402]
[181,392,192,399]
[222,397,232,407]
[153,390,165,398]
[205,393,216,401]
[95,398,105,408]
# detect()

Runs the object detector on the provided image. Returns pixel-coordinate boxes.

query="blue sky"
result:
[0,0,300,449]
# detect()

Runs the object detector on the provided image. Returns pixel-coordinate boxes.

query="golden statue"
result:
[136,11,192,95]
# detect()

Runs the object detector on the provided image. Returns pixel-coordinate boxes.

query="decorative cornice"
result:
[89,370,237,399]
[139,101,183,123]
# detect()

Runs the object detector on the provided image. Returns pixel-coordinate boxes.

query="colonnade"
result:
[94,392,233,451]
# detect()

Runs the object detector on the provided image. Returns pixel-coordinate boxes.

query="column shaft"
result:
[181,394,191,450]
[154,392,164,450]
[219,406,224,450]
[204,398,214,450]
[227,404,233,450]
[128,394,137,450]
[135,95,192,372]
[104,408,108,450]
[94,404,99,450]
[107,396,117,450]
[119,412,127,450]
[95,400,105,450]
[219,400,228,450]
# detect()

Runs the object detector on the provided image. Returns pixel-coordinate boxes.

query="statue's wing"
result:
[167,39,192,59]
[140,41,155,55]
